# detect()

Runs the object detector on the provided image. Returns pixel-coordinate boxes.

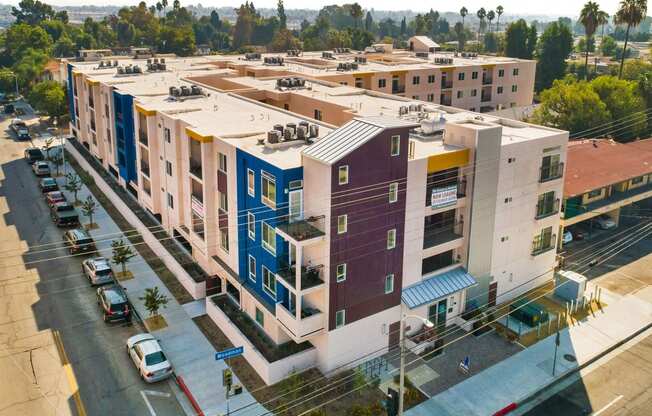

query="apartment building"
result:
[65,54,566,384]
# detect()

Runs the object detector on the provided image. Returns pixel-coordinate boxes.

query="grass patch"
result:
[144,315,168,332]
[65,150,193,304]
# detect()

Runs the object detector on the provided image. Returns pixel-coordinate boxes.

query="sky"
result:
[3,0,626,17]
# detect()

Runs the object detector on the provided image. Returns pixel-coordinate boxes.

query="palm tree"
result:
[496,5,504,31]
[579,2,603,80]
[460,7,468,26]
[595,10,610,72]
[614,0,648,78]
[477,8,487,41]
[487,10,496,33]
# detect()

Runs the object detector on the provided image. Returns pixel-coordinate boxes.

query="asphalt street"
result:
[0,105,184,415]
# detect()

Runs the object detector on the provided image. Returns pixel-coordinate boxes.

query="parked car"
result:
[4,103,15,114]
[10,118,30,140]
[82,257,114,286]
[39,177,59,193]
[24,148,44,164]
[126,333,173,382]
[97,285,131,323]
[562,230,573,245]
[45,191,66,206]
[51,202,79,227]
[63,228,95,254]
[32,161,50,177]
[595,215,617,230]
[567,225,585,241]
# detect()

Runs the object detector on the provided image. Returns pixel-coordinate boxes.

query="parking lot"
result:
[0,108,184,415]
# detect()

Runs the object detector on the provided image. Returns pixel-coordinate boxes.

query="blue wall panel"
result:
[113,91,137,184]
[67,64,75,125]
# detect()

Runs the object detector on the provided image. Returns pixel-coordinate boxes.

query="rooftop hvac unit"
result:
[416,52,429,58]
[286,122,297,136]
[153,58,159,64]
[180,86,190,96]
[283,129,293,141]
[273,124,284,135]
[299,120,309,130]
[554,271,587,302]
[159,63,166,71]
[351,63,359,70]
[399,106,409,116]
[309,124,319,138]
[296,125,307,140]
[267,130,280,144]
[160,58,165,63]
[125,65,134,74]
[112,60,118,67]
[133,65,142,73]
[420,113,446,135]
[409,104,418,112]
[98,61,105,68]
[117,66,125,74]
[191,85,202,95]
[169,86,178,96]
[147,58,152,64]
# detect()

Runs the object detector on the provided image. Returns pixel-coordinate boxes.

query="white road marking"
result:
[591,394,624,416]
[143,390,171,398]
[140,389,170,416]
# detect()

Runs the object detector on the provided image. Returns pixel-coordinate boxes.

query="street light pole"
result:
[398,308,434,416]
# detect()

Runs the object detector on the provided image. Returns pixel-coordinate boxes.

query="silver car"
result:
[82,257,114,285]
[126,333,173,383]
[32,161,50,176]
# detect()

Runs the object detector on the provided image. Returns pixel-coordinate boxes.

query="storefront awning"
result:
[402,267,477,309]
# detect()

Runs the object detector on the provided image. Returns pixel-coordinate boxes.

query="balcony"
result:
[481,92,492,102]
[441,79,453,89]
[140,161,150,177]
[276,217,325,247]
[531,235,556,256]
[440,95,452,106]
[276,302,325,342]
[539,162,564,183]
[138,130,148,146]
[535,198,560,220]
[423,220,464,249]
[482,75,493,85]
[276,260,325,292]
[392,85,406,94]
[189,161,203,179]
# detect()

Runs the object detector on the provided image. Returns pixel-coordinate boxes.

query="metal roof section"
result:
[401,267,478,309]
[302,118,382,165]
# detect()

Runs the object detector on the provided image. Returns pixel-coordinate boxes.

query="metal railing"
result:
[441,79,453,89]
[539,162,564,183]
[140,162,150,177]
[138,130,148,146]
[535,198,560,220]
[531,234,556,256]
[189,161,202,179]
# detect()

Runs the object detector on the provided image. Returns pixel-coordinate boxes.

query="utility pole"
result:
[398,308,434,416]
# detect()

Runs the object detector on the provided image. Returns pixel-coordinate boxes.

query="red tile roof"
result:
[564,138,652,198]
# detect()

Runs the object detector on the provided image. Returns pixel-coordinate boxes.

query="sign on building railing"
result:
[431,185,458,209]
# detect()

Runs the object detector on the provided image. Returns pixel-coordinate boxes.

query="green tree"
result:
[64,173,82,203]
[579,2,606,79]
[277,0,287,29]
[460,7,468,26]
[365,11,373,32]
[621,59,652,80]
[484,32,500,53]
[3,23,52,62]
[532,76,611,134]
[614,0,648,78]
[487,10,496,33]
[536,22,574,91]
[454,21,466,51]
[111,238,136,275]
[496,5,504,31]
[12,48,49,88]
[51,154,63,176]
[600,35,618,56]
[28,81,67,118]
[139,287,169,317]
[80,195,97,228]
[476,8,486,41]
[42,137,54,160]
[350,3,363,29]
[11,0,56,25]
[53,34,76,57]
[269,28,301,52]
[505,19,537,59]
[590,75,646,139]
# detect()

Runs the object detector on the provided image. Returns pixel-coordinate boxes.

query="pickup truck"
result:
[50,202,80,227]
[10,118,30,140]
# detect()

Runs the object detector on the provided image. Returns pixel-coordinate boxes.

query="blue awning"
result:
[402,267,478,309]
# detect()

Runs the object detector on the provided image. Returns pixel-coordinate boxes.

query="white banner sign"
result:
[431,185,458,209]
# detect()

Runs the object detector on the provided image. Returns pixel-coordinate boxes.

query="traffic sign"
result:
[215,346,244,361]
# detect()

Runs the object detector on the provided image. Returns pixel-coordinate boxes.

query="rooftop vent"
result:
[337,62,359,72]
[169,85,204,99]
[322,51,334,59]
[263,56,284,66]
[275,77,306,90]
[265,121,319,147]
[333,48,351,54]
[354,56,367,64]
[434,57,454,65]
[415,52,429,59]
[460,52,478,59]
[287,49,302,57]
[245,52,261,61]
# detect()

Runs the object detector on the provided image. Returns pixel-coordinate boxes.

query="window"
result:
[457,90,463,99]
[262,266,276,297]
[247,169,255,196]
[255,307,264,327]
[472,71,478,79]
[471,89,477,97]
[412,76,420,85]
[167,193,174,208]
[587,188,602,198]
[632,176,645,185]
[218,152,227,173]
[314,109,323,121]
[412,95,419,100]
[262,222,276,254]
[261,171,276,208]
[165,161,172,176]
[378,79,386,88]
[220,228,229,252]
[427,94,434,102]
[387,229,396,249]
[247,212,256,240]
[336,264,347,282]
[427,74,435,83]
[335,310,345,328]
[248,255,256,282]
[498,69,505,77]
[513,68,519,76]
[385,274,394,294]
[497,86,504,94]
[390,135,401,156]
[337,215,347,234]
[164,128,171,143]
[219,191,228,212]
[512,85,518,93]
[458,72,465,81]
[389,182,398,203]
[338,165,349,185]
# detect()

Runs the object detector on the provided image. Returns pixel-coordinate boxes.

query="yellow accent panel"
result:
[185,127,213,143]
[481,64,496,69]
[427,149,470,173]
[135,104,156,116]
[86,79,99,86]
[352,72,374,77]
[72,71,82,77]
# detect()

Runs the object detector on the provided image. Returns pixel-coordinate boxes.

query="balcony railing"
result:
[440,96,452,106]
[138,130,148,146]
[482,75,493,85]
[531,234,556,256]
[535,198,560,220]
[276,302,325,341]
[441,79,453,89]
[140,161,150,177]
[392,85,406,94]
[539,162,564,183]
[189,161,202,179]
[276,260,324,291]
[481,93,492,102]
[423,220,464,249]
[276,217,325,244]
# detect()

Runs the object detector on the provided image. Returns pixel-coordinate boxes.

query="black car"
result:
[24,148,44,164]
[39,177,59,193]
[52,202,80,227]
[96,285,131,322]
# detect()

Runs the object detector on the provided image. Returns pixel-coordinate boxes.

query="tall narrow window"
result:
[337,215,348,234]
[247,212,256,240]
[261,171,276,208]
[248,255,256,282]
[391,135,400,156]
[336,264,347,282]
[262,266,276,298]
[262,222,276,254]
[164,128,171,143]
[167,193,174,208]
[218,152,227,173]
[255,307,264,326]
[338,165,349,185]
[220,228,229,252]
[389,182,398,203]
[218,191,228,212]
[335,310,345,328]
[385,274,394,294]
[247,169,255,197]
[387,229,396,249]
[165,161,172,176]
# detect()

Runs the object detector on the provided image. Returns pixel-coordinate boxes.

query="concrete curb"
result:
[511,320,652,414]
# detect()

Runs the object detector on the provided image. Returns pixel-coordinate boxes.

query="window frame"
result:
[412,75,420,85]
[261,171,276,209]
[336,263,347,282]
[385,273,394,294]
[335,310,345,328]
[390,135,401,156]
[512,85,518,93]
[247,212,256,240]
[165,160,172,176]
[218,191,228,212]
[262,221,276,255]
[378,79,386,88]
[255,307,264,327]
[337,214,348,234]
[248,255,256,282]
[458,72,465,81]
[472,71,478,79]
[262,266,276,298]
[247,169,255,197]
[387,228,397,249]
[218,152,227,173]
[389,182,398,203]
[427,74,435,83]
[167,193,174,208]
[220,228,229,252]
[498,69,505,77]
[338,165,349,185]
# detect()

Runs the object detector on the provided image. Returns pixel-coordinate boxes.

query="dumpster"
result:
[509,298,549,327]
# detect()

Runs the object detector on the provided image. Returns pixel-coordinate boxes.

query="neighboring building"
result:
[408,36,440,53]
[64,54,566,384]
[560,139,652,245]
[39,59,67,84]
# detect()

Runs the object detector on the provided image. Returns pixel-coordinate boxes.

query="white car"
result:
[32,161,50,176]
[595,215,617,230]
[562,230,573,245]
[126,334,173,383]
[82,257,114,285]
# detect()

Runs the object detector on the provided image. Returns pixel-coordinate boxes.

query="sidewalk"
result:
[58,171,265,416]
[405,288,652,416]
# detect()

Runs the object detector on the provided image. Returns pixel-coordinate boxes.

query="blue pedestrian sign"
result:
[215,346,244,361]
